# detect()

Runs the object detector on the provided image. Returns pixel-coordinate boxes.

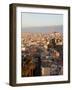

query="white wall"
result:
[0,0,72,90]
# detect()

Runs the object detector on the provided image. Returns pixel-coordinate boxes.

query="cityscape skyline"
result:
[21,12,63,77]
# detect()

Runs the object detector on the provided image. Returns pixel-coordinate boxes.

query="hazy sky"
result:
[22,12,63,28]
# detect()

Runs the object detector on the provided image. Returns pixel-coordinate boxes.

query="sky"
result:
[21,12,63,28]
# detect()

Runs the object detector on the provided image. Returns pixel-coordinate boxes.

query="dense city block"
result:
[21,32,63,77]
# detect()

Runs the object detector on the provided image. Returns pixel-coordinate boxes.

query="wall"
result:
[0,0,72,90]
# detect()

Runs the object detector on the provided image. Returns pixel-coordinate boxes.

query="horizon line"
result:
[22,25,63,28]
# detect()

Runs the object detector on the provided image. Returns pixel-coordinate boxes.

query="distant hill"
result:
[22,25,63,33]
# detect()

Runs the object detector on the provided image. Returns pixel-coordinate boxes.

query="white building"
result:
[41,67,50,76]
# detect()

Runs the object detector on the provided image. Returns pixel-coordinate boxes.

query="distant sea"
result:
[22,25,63,33]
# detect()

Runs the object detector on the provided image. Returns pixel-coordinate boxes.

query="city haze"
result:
[22,25,63,33]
